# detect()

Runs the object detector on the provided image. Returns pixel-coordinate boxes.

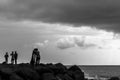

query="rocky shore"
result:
[0,63,85,80]
[0,63,118,80]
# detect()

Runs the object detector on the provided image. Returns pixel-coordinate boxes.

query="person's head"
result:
[15,51,17,53]
[6,52,8,55]
[34,48,38,51]
[12,51,14,54]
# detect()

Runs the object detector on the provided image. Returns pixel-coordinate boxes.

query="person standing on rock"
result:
[14,51,18,64]
[4,52,9,64]
[30,48,40,66]
[30,48,36,66]
[36,48,40,65]
[10,51,14,64]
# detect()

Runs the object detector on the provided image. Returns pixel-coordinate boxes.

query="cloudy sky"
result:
[0,0,120,65]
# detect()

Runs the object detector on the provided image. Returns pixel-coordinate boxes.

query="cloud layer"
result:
[56,36,96,49]
[0,0,120,32]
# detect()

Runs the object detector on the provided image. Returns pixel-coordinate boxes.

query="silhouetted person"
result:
[30,55,35,66]
[14,51,18,64]
[30,48,40,66]
[4,52,9,64]
[30,48,36,66]
[36,49,40,65]
[10,51,14,64]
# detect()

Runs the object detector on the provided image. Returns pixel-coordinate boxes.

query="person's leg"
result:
[33,56,35,66]
[15,59,16,64]
[34,55,37,65]
[15,58,17,64]
[6,58,8,63]
[13,59,14,64]
[36,58,40,65]
[5,58,7,63]
[36,57,37,65]
[16,59,17,64]
[37,59,40,65]
[11,59,13,64]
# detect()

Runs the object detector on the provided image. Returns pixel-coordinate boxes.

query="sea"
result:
[77,65,120,80]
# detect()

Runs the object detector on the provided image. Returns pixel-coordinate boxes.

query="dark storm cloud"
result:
[1,0,120,32]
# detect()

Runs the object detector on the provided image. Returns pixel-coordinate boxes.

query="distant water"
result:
[79,65,120,78]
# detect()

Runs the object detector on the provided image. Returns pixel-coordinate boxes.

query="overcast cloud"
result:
[0,0,120,32]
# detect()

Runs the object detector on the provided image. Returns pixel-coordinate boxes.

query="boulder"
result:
[35,66,53,75]
[74,70,84,80]
[56,74,73,80]
[15,67,40,80]
[0,68,13,80]
[47,63,67,75]
[9,74,23,80]
[64,74,73,80]
[109,77,120,80]
[55,63,67,74]
[42,73,56,80]
[68,65,82,72]
[68,65,85,80]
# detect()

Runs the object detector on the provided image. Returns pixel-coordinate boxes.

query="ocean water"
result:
[79,66,120,79]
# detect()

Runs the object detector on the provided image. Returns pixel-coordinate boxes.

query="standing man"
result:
[14,51,18,64]
[4,52,9,64]
[10,51,14,64]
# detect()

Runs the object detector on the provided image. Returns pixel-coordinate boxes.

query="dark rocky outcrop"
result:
[67,65,85,80]
[10,74,23,80]
[43,73,56,80]
[15,67,40,80]
[0,63,85,80]
[109,77,120,80]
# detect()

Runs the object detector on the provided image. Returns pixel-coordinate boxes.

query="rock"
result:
[64,74,73,80]
[56,74,64,80]
[10,74,23,80]
[0,63,85,80]
[47,63,67,75]
[74,70,84,80]
[35,66,53,75]
[42,73,56,80]
[2,61,7,65]
[68,65,82,72]
[55,63,67,74]
[15,67,40,80]
[0,68,13,80]
[68,65,85,80]
[109,77,120,80]
[56,74,73,80]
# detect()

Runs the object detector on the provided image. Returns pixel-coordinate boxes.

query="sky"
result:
[0,0,120,65]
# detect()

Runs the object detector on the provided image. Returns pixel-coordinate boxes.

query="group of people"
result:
[3,48,41,66]
[30,48,41,66]
[4,51,18,64]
